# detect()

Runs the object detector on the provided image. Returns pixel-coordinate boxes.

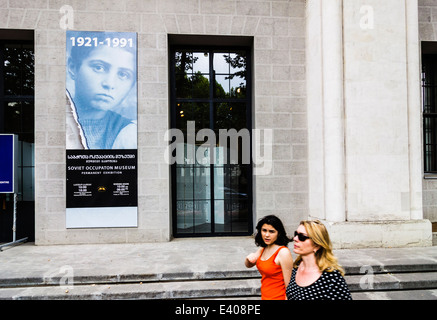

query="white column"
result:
[406,0,424,220]
[306,0,325,220]
[321,0,346,222]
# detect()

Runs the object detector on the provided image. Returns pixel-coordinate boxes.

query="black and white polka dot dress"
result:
[286,268,352,300]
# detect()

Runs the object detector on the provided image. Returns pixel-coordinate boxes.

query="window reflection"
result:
[176,102,210,137]
[175,50,247,100]
[213,53,229,74]
[213,51,247,99]
[175,51,210,99]
[215,102,247,131]
[192,52,209,74]
[3,43,34,96]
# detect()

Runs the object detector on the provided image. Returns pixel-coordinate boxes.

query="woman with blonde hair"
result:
[286,220,352,300]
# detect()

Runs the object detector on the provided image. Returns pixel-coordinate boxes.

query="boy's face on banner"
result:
[72,45,136,114]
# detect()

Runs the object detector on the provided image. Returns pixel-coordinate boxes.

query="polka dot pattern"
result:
[286,268,352,300]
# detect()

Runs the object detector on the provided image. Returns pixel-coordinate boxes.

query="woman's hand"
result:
[245,248,262,268]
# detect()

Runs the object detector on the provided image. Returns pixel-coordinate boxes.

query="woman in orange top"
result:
[245,215,294,300]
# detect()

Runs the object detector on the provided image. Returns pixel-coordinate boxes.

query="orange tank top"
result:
[256,246,287,300]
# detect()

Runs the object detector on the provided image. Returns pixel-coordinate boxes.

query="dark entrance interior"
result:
[0,29,35,243]
[169,35,254,237]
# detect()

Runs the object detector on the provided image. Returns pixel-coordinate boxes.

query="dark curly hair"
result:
[254,215,291,247]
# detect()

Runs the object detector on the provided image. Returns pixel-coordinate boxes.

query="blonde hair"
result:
[293,220,345,276]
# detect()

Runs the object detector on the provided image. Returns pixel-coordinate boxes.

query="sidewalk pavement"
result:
[1,237,436,283]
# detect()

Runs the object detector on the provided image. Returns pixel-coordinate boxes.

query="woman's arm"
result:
[245,248,263,268]
[276,247,294,287]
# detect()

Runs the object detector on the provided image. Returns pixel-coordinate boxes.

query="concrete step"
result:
[347,271,437,292]
[0,269,261,288]
[1,269,437,300]
[352,289,437,300]
[0,278,261,300]
[1,261,436,288]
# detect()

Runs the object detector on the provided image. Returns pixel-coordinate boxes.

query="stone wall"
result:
[0,0,307,244]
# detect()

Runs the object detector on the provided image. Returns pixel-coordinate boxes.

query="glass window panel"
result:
[4,101,21,133]
[175,102,189,133]
[177,201,194,233]
[229,52,246,74]
[195,102,210,132]
[236,165,251,195]
[21,140,34,167]
[176,74,192,99]
[213,52,229,74]
[229,201,249,232]
[191,73,210,98]
[193,166,210,199]
[215,102,233,130]
[231,103,247,131]
[185,143,197,165]
[3,43,34,96]
[193,200,211,233]
[21,45,35,96]
[20,166,34,201]
[214,146,226,166]
[214,167,225,199]
[214,200,225,231]
[216,192,249,233]
[176,102,210,134]
[18,132,34,144]
[175,51,210,98]
[3,100,36,143]
[214,74,229,98]
[215,102,247,132]
[195,144,213,166]
[3,44,21,95]
[176,200,213,234]
[227,166,240,199]
[175,51,193,73]
[423,55,437,172]
[22,101,34,135]
[230,76,246,98]
[192,52,209,74]
[217,134,251,167]
[176,166,194,200]
[172,46,251,236]
[424,117,437,172]
[225,199,248,232]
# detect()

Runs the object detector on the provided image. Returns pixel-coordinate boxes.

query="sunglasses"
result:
[294,231,310,242]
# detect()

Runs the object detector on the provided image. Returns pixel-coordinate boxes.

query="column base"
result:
[319,219,433,249]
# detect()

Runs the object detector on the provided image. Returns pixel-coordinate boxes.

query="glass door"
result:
[170,47,252,237]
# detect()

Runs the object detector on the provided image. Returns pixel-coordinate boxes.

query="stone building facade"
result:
[0,0,434,248]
